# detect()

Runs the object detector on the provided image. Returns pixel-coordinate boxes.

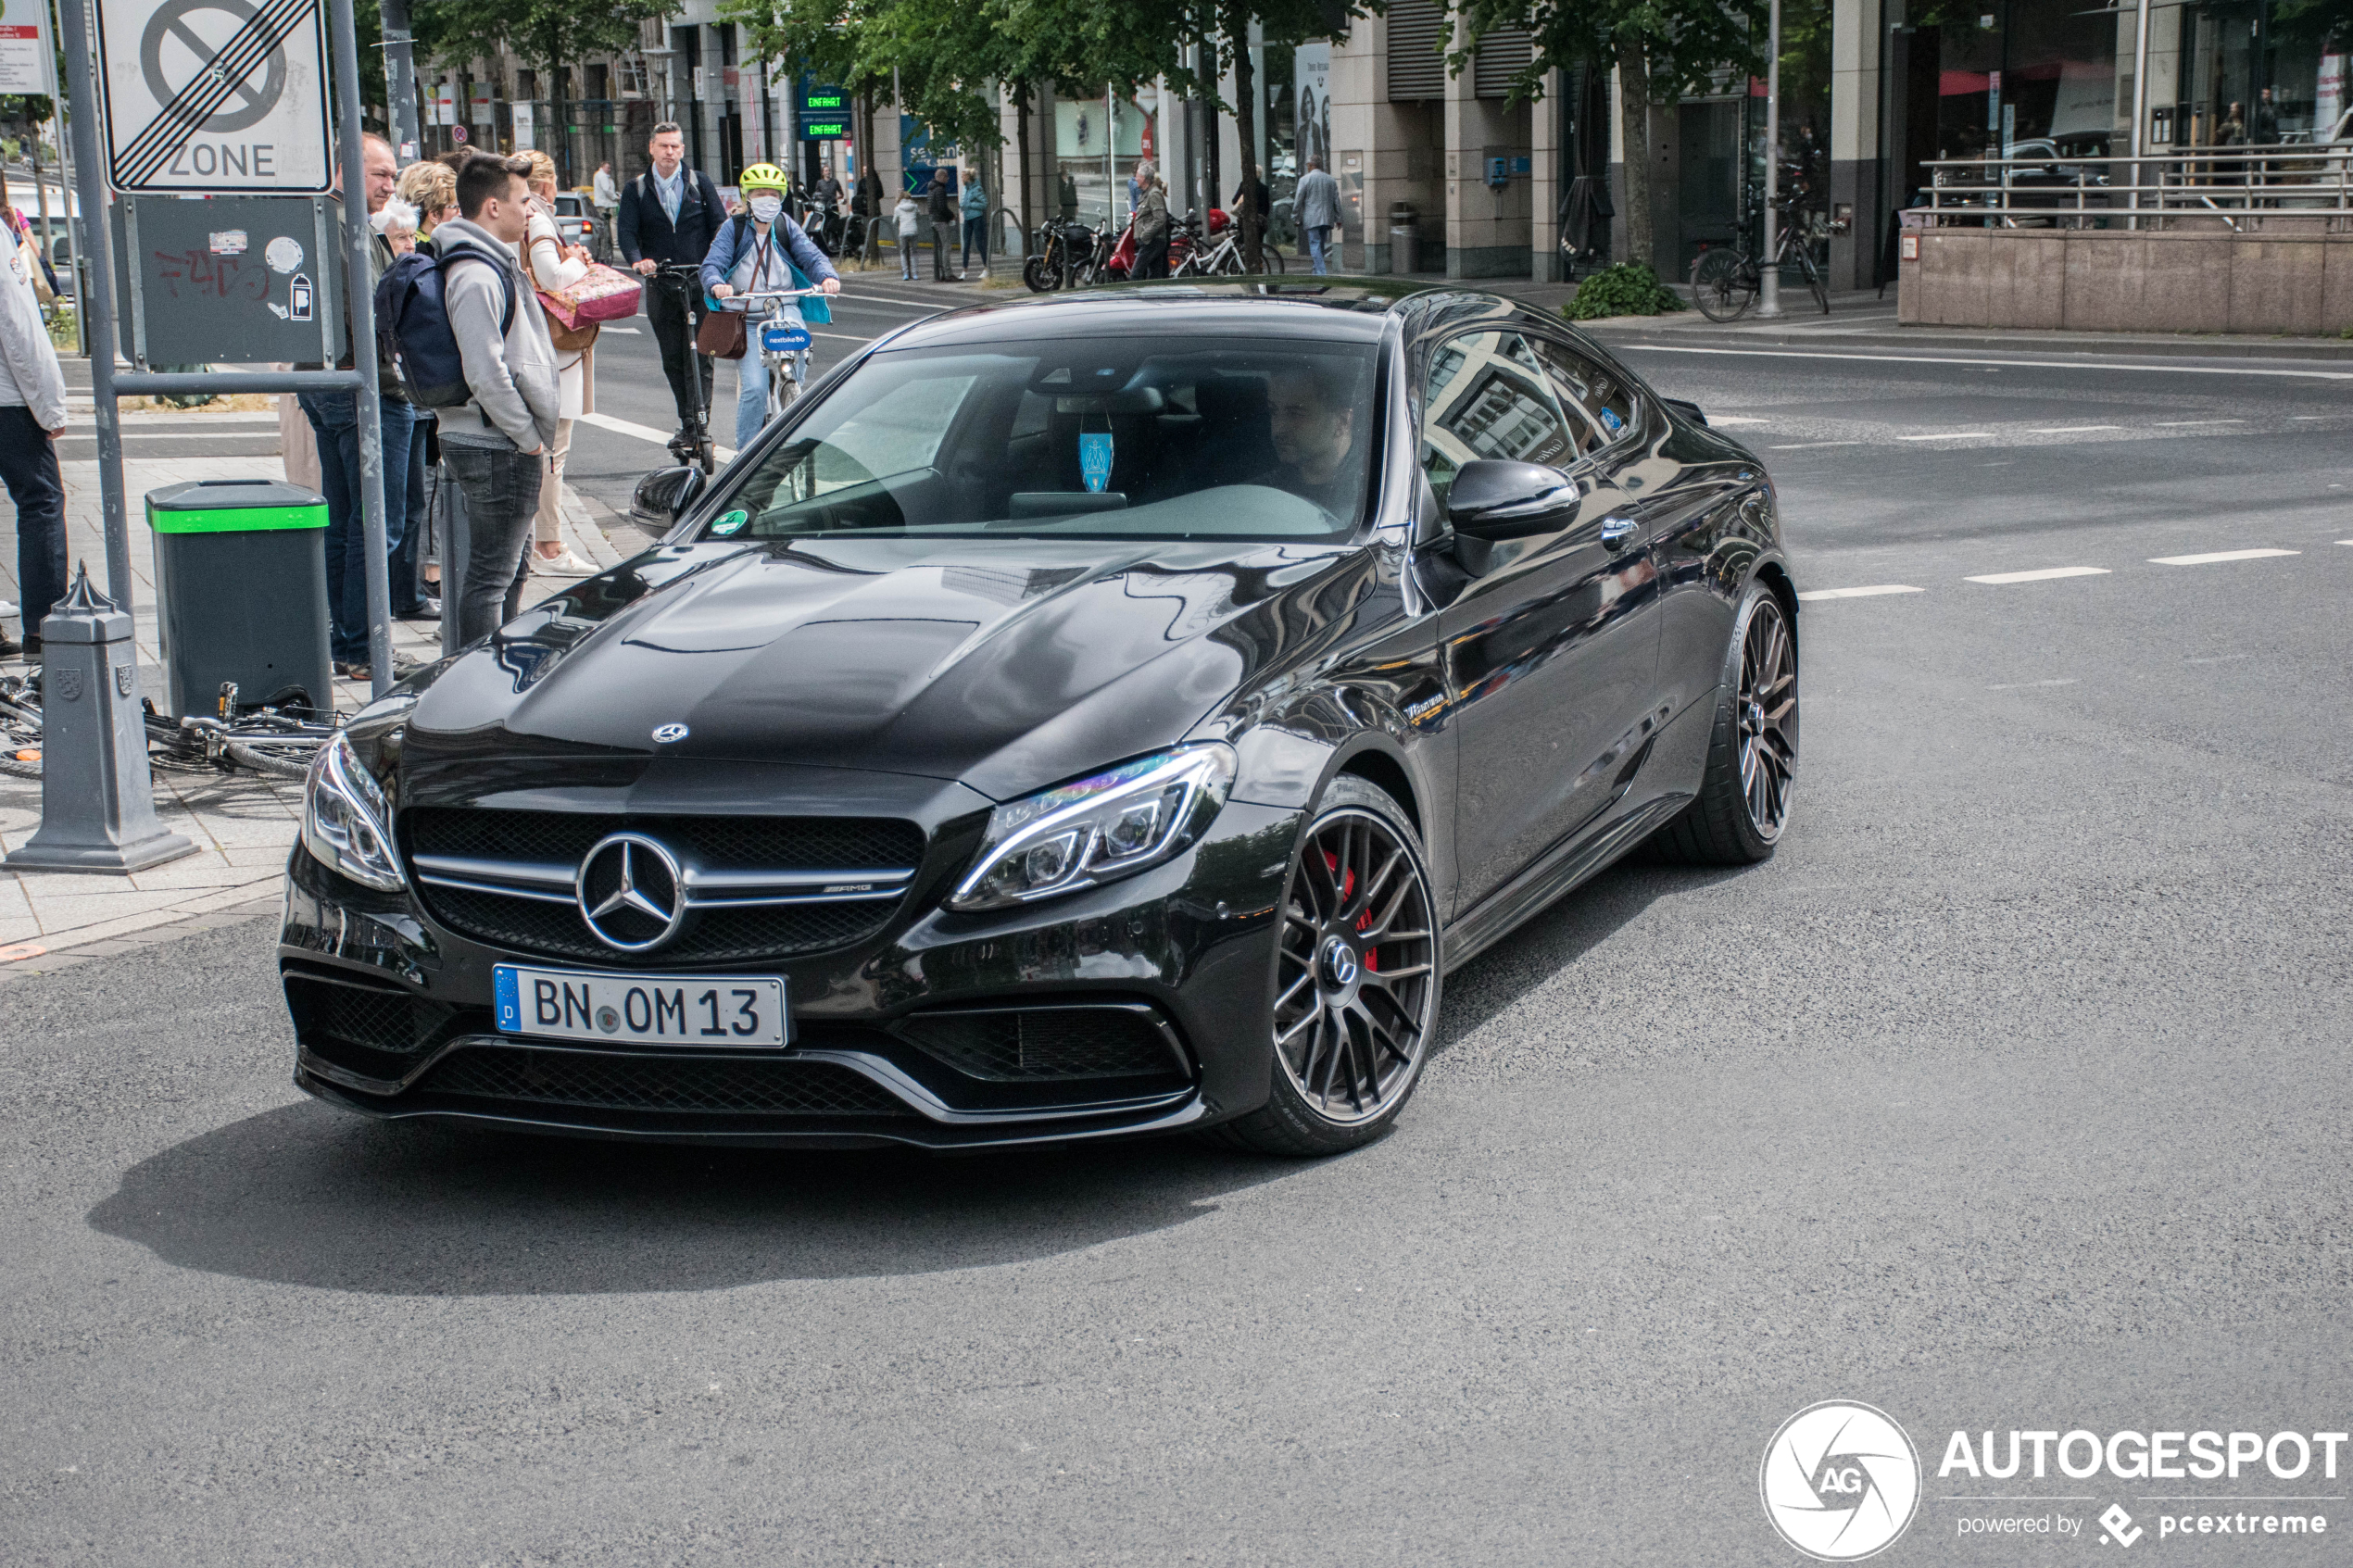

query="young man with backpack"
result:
[422,155,561,645]
[617,124,726,457]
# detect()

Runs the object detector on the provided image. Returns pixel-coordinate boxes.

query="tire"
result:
[225,737,322,780]
[1022,255,1058,293]
[1211,774,1441,1157]
[1646,581,1798,865]
[1691,248,1755,322]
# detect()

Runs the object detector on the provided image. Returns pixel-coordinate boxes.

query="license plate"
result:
[493,965,789,1047]
[761,322,811,353]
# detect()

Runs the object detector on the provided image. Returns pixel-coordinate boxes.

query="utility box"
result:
[144,479,334,718]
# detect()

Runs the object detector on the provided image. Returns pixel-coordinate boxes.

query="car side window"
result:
[1531,336,1638,449]
[1420,330,1579,507]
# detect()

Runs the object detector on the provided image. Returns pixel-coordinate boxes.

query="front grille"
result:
[403,809,925,964]
[897,1008,1182,1082]
[284,969,461,1082]
[419,1045,913,1117]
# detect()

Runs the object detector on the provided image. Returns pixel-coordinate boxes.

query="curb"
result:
[1583,324,2353,363]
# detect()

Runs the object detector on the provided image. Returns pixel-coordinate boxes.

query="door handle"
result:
[1600,518,1638,550]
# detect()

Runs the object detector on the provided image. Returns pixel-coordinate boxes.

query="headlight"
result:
[301,732,406,892]
[948,744,1237,911]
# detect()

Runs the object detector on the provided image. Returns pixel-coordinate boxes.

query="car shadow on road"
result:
[1432,859,1748,1049]
[86,1103,1303,1298]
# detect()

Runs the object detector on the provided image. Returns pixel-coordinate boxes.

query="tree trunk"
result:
[1614,36,1653,273]
[1015,81,1035,245]
[1226,4,1260,270]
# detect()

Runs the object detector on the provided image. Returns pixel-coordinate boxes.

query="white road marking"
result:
[1616,345,2353,381]
[1797,584,1924,601]
[2153,419,2247,427]
[2147,548,2300,565]
[599,326,642,334]
[1965,566,2112,584]
[1707,416,1771,427]
[1987,678,2081,690]
[2025,425,2122,434]
[1769,441,1861,450]
[576,411,736,463]
[1899,432,1993,441]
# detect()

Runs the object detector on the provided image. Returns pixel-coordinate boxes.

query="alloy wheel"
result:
[1737,598,1798,840]
[1272,807,1438,1125]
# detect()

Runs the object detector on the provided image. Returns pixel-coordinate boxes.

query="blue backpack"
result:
[374,242,515,408]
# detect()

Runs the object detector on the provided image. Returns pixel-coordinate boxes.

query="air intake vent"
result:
[1387,0,1447,101]
[896,1006,1187,1082]
[420,1047,914,1117]
[1474,27,1532,99]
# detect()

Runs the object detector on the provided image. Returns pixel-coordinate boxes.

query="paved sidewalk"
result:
[0,433,629,970]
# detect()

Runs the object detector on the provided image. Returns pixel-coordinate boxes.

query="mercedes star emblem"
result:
[574,833,688,951]
[652,722,690,743]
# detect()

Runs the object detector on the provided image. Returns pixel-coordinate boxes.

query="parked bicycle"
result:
[1689,191,1830,322]
[0,676,341,782]
[1171,214,1286,278]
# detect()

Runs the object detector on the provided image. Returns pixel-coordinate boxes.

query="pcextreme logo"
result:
[1762,1400,1924,1562]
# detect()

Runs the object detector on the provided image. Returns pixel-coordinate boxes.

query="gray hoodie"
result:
[0,222,67,431]
[433,217,560,453]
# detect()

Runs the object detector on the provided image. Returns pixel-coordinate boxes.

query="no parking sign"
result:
[94,0,333,193]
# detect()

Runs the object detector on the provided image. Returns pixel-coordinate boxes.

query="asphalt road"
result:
[5,335,2351,1566]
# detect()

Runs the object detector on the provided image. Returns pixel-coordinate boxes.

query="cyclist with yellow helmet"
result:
[701,162,842,449]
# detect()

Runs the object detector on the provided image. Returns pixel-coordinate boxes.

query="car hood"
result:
[398,535,1371,802]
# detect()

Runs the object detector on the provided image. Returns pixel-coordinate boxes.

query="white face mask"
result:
[749,194,783,223]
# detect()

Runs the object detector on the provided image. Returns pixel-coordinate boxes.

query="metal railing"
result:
[1919,145,2353,233]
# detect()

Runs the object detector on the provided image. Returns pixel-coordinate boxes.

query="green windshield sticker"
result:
[711,509,749,536]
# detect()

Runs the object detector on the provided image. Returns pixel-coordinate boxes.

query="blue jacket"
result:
[960,182,988,220]
[699,213,837,323]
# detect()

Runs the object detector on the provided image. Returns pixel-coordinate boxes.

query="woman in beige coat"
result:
[519,151,597,574]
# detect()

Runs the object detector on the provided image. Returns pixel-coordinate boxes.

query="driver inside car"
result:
[1252,362,1361,516]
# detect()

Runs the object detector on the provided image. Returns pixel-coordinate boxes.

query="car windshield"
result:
[703,337,1380,543]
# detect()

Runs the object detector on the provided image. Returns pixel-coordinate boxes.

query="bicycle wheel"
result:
[225,737,324,780]
[1691,249,1756,322]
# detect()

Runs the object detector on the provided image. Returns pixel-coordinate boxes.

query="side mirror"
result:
[1664,396,1708,427]
[1445,459,1579,541]
[632,466,707,531]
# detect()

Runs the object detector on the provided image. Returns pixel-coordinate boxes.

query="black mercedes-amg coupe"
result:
[281,280,1799,1155]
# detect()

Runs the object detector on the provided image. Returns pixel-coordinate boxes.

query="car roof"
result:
[871,278,1530,351]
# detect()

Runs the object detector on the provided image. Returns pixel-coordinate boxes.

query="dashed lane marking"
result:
[2148,548,2301,565]
[2025,425,2122,434]
[2154,419,2248,427]
[1987,678,2081,691]
[1965,567,2112,584]
[1769,441,1861,450]
[1615,345,2353,381]
[1796,584,1924,601]
[1898,432,1993,441]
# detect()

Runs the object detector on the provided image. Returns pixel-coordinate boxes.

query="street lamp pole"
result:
[2129,0,2153,229]
[1757,0,1783,317]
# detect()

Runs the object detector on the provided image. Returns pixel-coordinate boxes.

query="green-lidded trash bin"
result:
[144,479,334,719]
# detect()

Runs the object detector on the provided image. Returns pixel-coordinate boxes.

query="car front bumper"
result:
[278,797,1302,1150]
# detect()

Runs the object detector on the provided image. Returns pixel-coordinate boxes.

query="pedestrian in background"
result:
[398,159,459,238]
[0,192,66,659]
[926,168,959,282]
[520,150,598,577]
[1295,154,1340,275]
[894,186,921,279]
[960,169,988,275]
[371,196,420,257]
[1058,169,1079,223]
[617,123,725,458]
[1131,170,1171,280]
[298,132,421,679]
[591,159,620,261]
[435,155,560,645]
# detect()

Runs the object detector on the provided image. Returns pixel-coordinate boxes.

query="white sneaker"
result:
[534,550,598,576]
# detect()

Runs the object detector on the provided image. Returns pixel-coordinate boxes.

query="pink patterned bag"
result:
[538,263,644,330]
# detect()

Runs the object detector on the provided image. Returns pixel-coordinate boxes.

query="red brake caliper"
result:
[1320,849,1378,972]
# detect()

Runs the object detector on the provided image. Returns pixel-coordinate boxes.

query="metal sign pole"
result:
[54,0,138,608]
[326,0,393,697]
[379,0,420,159]
[1756,0,1783,319]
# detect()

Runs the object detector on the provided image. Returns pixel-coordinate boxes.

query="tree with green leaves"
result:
[1449,0,1768,270]
[413,0,678,182]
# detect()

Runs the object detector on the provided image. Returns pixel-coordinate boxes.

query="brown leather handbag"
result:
[695,307,747,360]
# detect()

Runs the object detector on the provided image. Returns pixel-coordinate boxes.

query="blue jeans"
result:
[1307,225,1333,275]
[735,351,789,451]
[441,443,543,646]
[962,215,988,270]
[0,405,67,637]
[297,390,421,663]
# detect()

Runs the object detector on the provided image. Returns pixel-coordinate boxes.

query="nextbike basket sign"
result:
[95,0,333,194]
